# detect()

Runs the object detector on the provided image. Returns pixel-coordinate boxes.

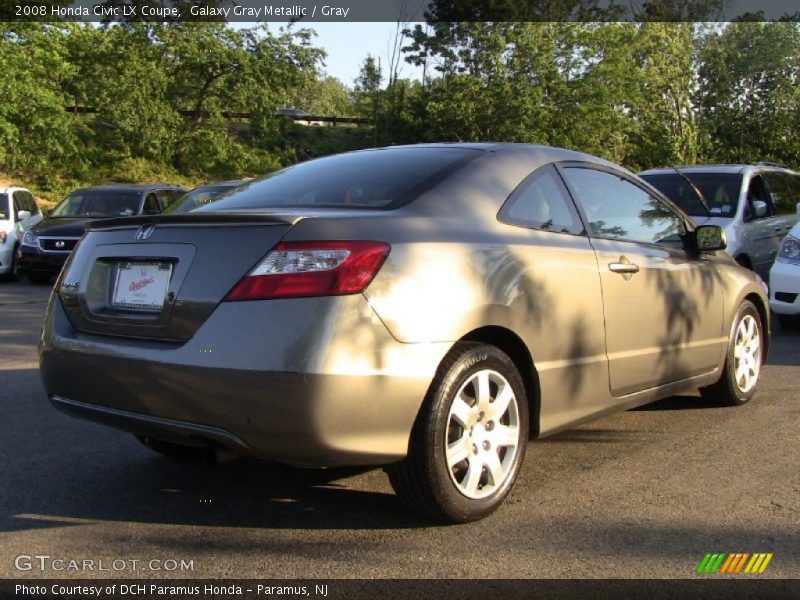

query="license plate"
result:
[112,262,172,311]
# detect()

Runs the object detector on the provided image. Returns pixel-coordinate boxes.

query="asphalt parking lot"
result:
[1,279,798,579]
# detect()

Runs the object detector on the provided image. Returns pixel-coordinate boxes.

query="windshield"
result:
[163,184,238,215]
[0,194,8,220]
[50,190,141,218]
[640,172,743,217]
[199,148,481,212]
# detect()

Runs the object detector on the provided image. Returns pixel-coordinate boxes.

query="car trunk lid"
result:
[58,213,298,342]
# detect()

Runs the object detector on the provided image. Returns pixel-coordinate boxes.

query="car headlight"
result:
[776,234,800,265]
[21,231,38,247]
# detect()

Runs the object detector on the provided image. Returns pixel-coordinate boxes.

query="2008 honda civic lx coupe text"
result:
[39,144,769,522]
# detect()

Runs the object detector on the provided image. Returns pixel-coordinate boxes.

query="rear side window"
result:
[764,171,800,215]
[202,148,481,211]
[499,165,583,234]
[563,167,684,246]
[0,194,9,220]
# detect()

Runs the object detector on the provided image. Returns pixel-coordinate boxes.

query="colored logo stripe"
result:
[697,553,773,574]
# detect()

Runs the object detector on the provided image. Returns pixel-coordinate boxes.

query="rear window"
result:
[0,194,8,220]
[641,172,743,217]
[50,190,141,218]
[163,184,238,215]
[200,148,481,211]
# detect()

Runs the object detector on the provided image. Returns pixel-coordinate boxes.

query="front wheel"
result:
[387,342,528,523]
[701,300,764,406]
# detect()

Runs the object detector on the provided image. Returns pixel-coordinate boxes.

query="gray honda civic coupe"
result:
[39,144,769,522]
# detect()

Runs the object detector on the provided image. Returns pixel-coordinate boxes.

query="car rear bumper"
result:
[39,293,450,467]
[769,260,800,316]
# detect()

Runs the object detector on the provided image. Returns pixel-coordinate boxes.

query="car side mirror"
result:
[752,200,768,218]
[17,210,31,220]
[694,225,727,253]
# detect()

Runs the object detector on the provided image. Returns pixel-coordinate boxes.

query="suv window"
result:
[143,193,160,214]
[498,164,583,235]
[23,191,38,215]
[154,189,177,211]
[640,172,742,218]
[12,191,29,220]
[562,167,684,245]
[764,171,800,215]
[0,194,9,220]
[744,175,773,220]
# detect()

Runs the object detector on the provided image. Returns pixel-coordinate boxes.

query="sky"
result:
[274,22,426,86]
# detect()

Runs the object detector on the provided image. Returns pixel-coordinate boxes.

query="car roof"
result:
[640,164,799,176]
[71,183,185,194]
[357,142,623,164]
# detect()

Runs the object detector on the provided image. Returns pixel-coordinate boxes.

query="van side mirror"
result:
[694,225,727,252]
[752,200,768,218]
[17,210,31,221]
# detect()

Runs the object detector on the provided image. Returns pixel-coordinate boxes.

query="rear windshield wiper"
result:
[669,165,712,216]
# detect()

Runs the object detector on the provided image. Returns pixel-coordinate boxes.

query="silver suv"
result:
[0,185,42,281]
[640,164,800,283]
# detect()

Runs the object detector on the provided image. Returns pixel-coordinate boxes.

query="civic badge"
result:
[135,224,156,240]
[55,240,65,249]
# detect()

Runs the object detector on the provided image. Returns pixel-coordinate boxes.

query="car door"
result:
[559,163,725,397]
[741,173,783,280]
[763,169,800,238]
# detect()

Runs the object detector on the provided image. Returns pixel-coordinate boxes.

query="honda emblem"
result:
[135,225,156,240]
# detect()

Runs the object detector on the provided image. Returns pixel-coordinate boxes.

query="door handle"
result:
[609,262,640,274]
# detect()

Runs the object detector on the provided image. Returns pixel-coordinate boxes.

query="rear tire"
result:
[777,314,800,330]
[701,301,764,406]
[387,342,528,523]
[135,435,215,462]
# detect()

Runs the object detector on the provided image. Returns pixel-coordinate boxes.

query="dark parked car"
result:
[163,180,248,215]
[20,183,187,283]
[40,144,768,522]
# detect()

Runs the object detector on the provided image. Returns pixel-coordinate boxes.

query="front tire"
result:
[701,300,764,406]
[387,342,528,523]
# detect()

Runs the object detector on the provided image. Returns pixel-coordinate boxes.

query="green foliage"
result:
[1,20,798,205]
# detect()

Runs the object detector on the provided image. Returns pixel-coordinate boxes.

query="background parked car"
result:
[0,185,42,281]
[769,221,800,329]
[19,183,187,283]
[163,180,248,215]
[639,164,800,283]
[41,144,769,523]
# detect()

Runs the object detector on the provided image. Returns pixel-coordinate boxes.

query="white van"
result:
[0,186,42,281]
[640,164,800,284]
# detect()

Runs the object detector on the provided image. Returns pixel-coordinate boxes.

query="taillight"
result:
[225,241,390,301]
[0,231,6,244]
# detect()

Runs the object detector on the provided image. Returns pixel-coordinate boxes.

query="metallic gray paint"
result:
[39,144,770,467]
